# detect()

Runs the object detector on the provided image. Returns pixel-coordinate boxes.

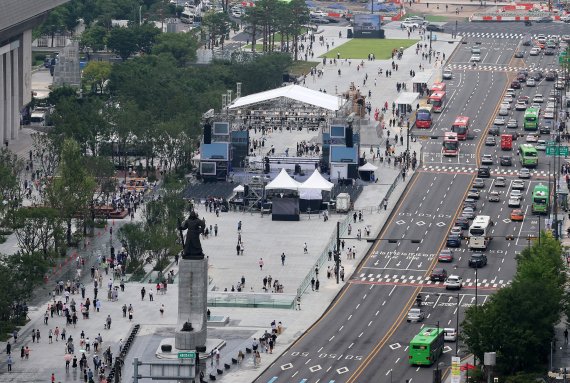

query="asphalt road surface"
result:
[255,26,566,383]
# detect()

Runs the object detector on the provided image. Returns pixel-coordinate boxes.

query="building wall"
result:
[0,0,69,145]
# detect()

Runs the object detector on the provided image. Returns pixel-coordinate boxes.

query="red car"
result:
[438,249,454,262]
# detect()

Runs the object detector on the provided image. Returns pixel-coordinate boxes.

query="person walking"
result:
[106,315,112,329]
[311,277,315,291]
[140,287,146,300]
[6,342,10,355]
[281,253,285,266]
[149,289,154,302]
[258,258,264,271]
[303,243,308,254]
[7,355,12,371]
[31,329,36,343]
[315,279,320,291]
[35,330,40,343]
[160,304,165,317]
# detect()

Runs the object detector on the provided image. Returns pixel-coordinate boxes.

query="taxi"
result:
[511,209,524,221]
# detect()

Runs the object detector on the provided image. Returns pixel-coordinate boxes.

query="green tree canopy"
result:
[152,31,199,66]
[107,27,138,61]
[462,233,565,374]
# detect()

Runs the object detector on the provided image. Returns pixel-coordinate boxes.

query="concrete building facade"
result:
[0,0,69,145]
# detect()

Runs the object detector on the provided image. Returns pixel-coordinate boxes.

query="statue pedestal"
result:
[175,257,208,350]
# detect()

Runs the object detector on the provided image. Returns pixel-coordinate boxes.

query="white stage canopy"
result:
[233,184,245,192]
[265,169,301,190]
[228,84,341,111]
[300,169,334,191]
[358,162,378,171]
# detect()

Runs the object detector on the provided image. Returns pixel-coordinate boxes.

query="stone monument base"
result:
[156,338,226,360]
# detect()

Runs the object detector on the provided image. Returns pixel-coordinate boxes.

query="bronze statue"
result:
[178,211,206,260]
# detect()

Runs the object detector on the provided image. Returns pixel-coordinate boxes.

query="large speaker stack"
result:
[203,123,212,144]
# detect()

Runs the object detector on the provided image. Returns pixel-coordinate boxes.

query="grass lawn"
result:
[406,13,450,22]
[289,61,317,76]
[320,39,419,60]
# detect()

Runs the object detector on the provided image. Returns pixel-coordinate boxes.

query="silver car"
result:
[519,168,531,179]
[407,308,425,322]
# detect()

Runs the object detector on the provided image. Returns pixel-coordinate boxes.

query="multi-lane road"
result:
[256,22,566,383]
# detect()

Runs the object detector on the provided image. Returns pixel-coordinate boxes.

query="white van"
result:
[181,10,195,24]
[30,110,48,126]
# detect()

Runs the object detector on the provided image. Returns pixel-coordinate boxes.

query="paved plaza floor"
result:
[0,22,459,383]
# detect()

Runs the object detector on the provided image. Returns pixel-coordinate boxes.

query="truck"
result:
[336,193,351,213]
[500,134,513,150]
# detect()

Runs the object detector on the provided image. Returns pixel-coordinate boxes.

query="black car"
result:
[468,253,488,268]
[540,125,551,134]
[511,80,521,89]
[489,125,501,136]
[500,155,512,166]
[426,23,444,32]
[530,71,542,81]
[454,217,470,230]
[524,20,532,26]
[447,235,462,247]
[545,71,557,81]
[430,268,448,281]
[477,166,490,178]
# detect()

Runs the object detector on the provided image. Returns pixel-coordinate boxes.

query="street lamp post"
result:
[455,292,460,355]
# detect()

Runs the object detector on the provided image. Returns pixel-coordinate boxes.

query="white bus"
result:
[468,215,492,250]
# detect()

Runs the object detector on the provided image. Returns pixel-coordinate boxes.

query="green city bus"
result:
[524,108,539,131]
[532,184,549,214]
[519,144,538,167]
[408,327,445,366]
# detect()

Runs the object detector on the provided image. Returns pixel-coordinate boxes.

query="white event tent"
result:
[228,84,342,111]
[298,169,334,200]
[265,169,301,190]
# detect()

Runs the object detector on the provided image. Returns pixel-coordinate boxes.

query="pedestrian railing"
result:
[207,291,296,309]
[296,213,351,298]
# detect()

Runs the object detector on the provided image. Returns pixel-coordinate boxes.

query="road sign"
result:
[177,352,196,359]
[546,146,569,156]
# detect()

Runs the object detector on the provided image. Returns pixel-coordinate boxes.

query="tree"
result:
[462,233,565,375]
[45,139,97,244]
[152,32,198,66]
[82,61,113,94]
[133,23,161,54]
[80,24,108,52]
[203,12,231,50]
[106,27,138,61]
[47,85,77,106]
[32,132,61,179]
[11,207,64,258]
[117,222,149,271]
[84,156,118,205]
[0,148,23,228]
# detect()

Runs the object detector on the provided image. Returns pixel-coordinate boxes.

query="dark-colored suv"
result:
[430,268,448,281]
[477,166,490,178]
[468,253,488,268]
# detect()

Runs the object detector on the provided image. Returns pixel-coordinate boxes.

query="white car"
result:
[444,328,458,342]
[530,48,540,56]
[544,108,555,119]
[471,46,481,54]
[503,95,513,103]
[444,275,463,290]
[512,179,525,190]
[494,116,505,125]
[495,177,506,187]
[401,20,419,28]
[533,94,544,103]
[510,190,523,199]
[508,196,521,207]
[515,101,527,111]
[498,107,509,116]
[519,168,531,179]
[481,154,494,165]
[526,78,536,87]
[407,308,425,322]
[506,88,516,97]
[526,134,538,142]
[500,101,511,109]
[470,54,481,62]
[311,10,328,17]
[536,140,547,151]
[489,191,500,202]
[443,69,453,79]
